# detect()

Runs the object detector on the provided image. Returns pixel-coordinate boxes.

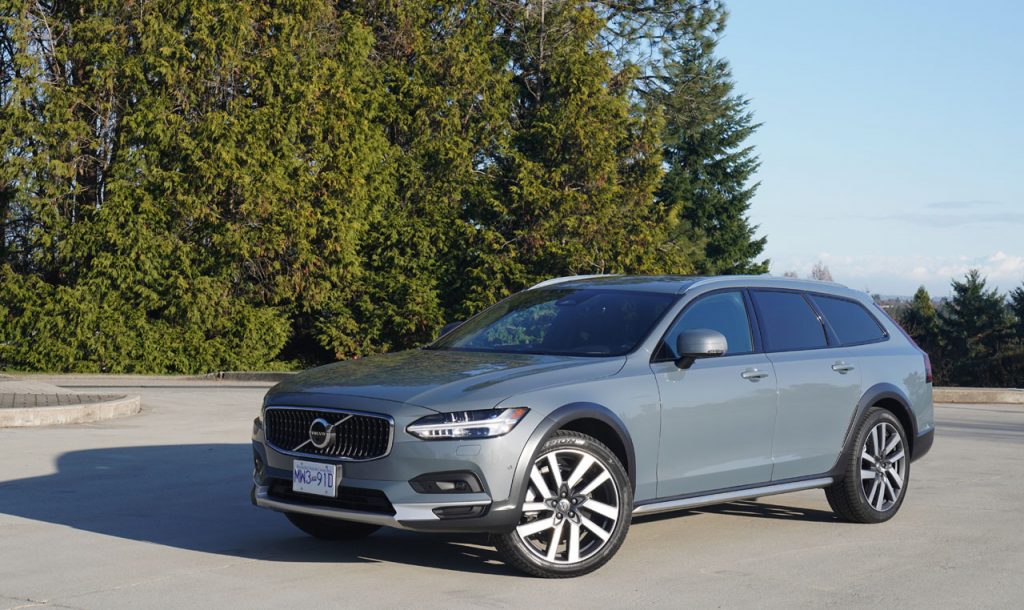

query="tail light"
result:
[922,352,933,384]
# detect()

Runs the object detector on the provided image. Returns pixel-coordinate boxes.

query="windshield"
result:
[430,289,678,357]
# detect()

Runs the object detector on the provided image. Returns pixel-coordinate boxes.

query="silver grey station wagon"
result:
[251,275,934,577]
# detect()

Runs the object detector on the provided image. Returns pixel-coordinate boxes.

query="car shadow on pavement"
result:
[0,444,513,575]
[0,443,834,575]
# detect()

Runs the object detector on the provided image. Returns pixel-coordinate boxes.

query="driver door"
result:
[651,290,779,498]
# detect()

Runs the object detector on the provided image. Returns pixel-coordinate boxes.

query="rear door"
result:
[749,290,864,480]
[651,290,778,498]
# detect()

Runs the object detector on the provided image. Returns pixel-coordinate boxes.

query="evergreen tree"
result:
[1010,284,1024,339]
[899,286,943,381]
[652,7,767,274]
[342,1,514,349]
[938,270,1013,387]
[1,0,773,373]
[0,0,385,372]
[482,0,671,290]
[1008,283,1024,385]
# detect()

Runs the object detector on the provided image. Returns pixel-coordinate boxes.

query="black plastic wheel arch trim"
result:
[828,382,925,479]
[514,404,633,503]
[458,403,636,534]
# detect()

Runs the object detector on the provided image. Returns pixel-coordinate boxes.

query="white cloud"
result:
[770,251,1024,296]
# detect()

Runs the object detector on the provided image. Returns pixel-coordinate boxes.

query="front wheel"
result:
[495,430,632,578]
[285,512,381,540]
[826,407,910,523]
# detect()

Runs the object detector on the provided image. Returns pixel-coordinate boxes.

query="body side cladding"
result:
[633,475,834,516]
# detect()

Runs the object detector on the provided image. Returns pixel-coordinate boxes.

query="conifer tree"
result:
[899,286,943,381]
[1,0,775,372]
[482,0,669,291]
[651,7,767,274]
[0,1,385,371]
[1010,284,1024,339]
[1007,283,1024,385]
[341,1,515,349]
[938,270,1013,386]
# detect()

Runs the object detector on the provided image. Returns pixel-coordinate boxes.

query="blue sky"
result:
[717,0,1024,296]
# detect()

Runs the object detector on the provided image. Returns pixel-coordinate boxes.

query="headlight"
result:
[407,407,529,440]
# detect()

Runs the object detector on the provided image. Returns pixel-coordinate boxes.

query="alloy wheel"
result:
[515,448,621,564]
[860,421,906,511]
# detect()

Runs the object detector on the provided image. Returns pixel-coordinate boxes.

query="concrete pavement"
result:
[0,380,1022,608]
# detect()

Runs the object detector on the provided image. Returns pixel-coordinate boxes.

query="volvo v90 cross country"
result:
[251,275,934,578]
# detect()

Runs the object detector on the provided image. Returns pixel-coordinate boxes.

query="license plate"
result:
[292,460,341,497]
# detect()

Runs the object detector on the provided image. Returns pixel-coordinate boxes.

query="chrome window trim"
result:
[806,291,891,346]
[263,405,395,462]
[650,287,759,363]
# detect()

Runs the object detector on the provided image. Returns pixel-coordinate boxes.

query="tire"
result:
[826,407,910,523]
[285,512,381,540]
[495,430,632,578]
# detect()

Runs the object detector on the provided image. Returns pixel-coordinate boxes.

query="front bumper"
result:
[251,484,510,531]
[251,400,538,533]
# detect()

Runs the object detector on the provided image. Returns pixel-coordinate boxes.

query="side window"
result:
[809,294,887,345]
[659,291,753,359]
[751,290,827,352]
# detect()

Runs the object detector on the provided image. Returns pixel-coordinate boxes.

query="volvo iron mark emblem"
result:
[290,413,353,452]
[308,417,335,449]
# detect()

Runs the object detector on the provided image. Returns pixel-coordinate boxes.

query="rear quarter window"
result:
[809,294,887,345]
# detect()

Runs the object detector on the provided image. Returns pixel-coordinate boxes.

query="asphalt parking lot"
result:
[1,380,1022,609]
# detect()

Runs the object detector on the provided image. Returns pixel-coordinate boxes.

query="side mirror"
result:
[439,320,464,337]
[675,329,727,368]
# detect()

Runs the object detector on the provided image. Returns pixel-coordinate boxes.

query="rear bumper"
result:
[912,426,934,462]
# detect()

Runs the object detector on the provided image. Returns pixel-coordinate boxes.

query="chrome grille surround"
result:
[263,406,394,461]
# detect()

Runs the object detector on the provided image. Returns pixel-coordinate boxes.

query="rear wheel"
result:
[495,430,632,578]
[826,407,910,523]
[285,512,380,540]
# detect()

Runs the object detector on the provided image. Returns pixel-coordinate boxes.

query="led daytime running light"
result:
[407,407,529,440]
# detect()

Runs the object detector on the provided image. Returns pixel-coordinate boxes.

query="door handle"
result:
[741,369,769,381]
[831,362,855,374]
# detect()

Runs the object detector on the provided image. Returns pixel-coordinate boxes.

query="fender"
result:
[482,402,637,533]
[828,382,920,478]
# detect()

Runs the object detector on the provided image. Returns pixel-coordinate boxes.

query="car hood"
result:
[265,349,625,413]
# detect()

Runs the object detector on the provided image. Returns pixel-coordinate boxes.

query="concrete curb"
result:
[202,371,297,382]
[934,387,1024,405]
[7,373,286,386]
[0,394,142,428]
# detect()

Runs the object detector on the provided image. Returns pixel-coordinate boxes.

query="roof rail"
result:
[686,275,847,292]
[528,274,619,290]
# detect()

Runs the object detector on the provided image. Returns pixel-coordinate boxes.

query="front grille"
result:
[268,479,395,515]
[264,407,392,460]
